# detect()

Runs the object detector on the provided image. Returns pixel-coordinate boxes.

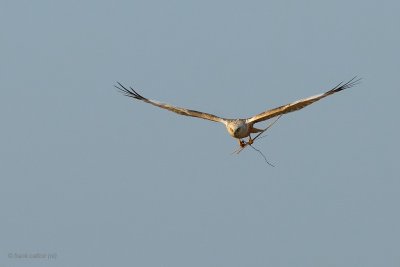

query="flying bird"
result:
[116,77,360,148]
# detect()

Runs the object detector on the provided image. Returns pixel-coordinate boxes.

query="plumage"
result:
[115,77,361,148]
[245,77,360,124]
[116,82,225,123]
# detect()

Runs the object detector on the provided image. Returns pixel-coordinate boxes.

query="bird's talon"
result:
[239,140,246,147]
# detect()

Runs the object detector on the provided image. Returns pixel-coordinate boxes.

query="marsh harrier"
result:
[116,77,360,148]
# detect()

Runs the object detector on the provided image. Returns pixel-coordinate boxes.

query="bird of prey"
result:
[116,77,360,148]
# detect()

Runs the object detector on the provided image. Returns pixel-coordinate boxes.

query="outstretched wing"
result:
[115,82,227,124]
[246,77,361,124]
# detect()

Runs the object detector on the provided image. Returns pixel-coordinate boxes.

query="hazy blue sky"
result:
[1,0,399,266]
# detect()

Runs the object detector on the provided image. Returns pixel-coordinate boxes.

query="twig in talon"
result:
[248,144,275,167]
[232,143,247,154]
[251,114,283,143]
[257,134,269,140]
[231,147,243,155]
[233,114,283,155]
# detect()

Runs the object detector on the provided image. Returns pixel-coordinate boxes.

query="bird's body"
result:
[116,77,360,148]
[225,119,263,138]
[226,119,247,138]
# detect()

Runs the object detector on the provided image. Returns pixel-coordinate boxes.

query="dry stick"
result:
[248,144,275,167]
[233,114,283,155]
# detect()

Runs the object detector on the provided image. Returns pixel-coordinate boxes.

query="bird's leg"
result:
[238,139,246,147]
[248,135,254,145]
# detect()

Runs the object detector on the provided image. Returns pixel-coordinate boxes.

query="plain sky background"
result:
[1,0,399,266]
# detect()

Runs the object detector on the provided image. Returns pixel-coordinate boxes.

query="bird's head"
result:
[227,126,239,136]
[226,120,247,138]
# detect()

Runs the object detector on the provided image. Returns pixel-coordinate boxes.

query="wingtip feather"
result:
[115,82,147,100]
[329,76,361,94]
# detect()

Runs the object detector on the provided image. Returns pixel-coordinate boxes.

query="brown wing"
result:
[115,82,227,124]
[246,77,361,124]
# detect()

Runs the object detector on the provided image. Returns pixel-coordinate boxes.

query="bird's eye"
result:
[230,128,234,132]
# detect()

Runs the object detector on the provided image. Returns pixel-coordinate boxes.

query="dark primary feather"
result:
[326,76,362,94]
[115,82,147,101]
